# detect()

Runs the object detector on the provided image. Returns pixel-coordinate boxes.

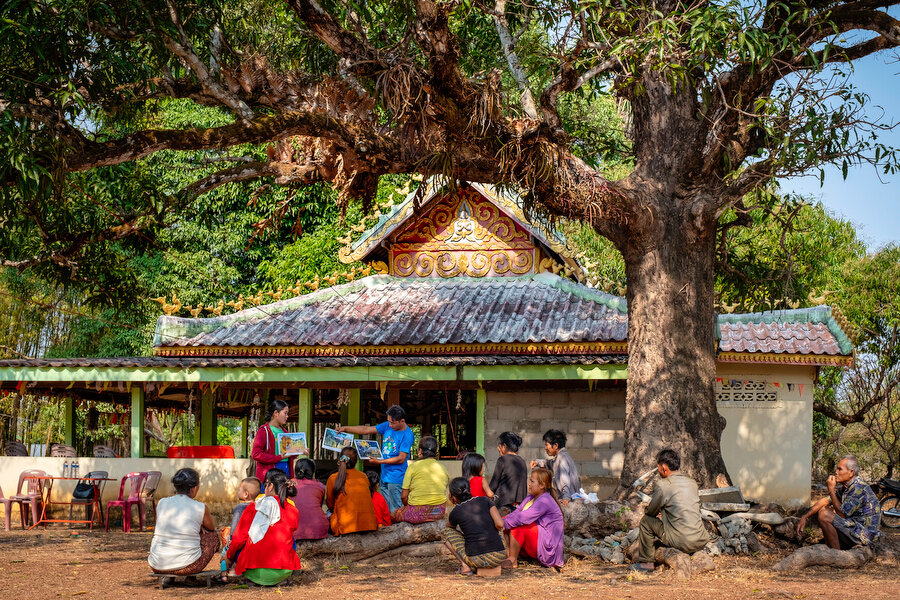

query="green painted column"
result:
[241,415,249,458]
[199,387,217,446]
[476,388,486,455]
[340,389,363,470]
[63,396,76,447]
[297,388,313,447]
[130,385,145,458]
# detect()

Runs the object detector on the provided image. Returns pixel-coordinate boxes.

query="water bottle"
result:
[72,459,79,479]
[62,460,69,478]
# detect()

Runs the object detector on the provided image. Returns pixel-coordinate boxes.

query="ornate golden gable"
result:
[390,189,539,277]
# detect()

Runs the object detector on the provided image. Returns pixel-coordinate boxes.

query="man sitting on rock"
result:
[796,455,881,549]
[630,448,709,573]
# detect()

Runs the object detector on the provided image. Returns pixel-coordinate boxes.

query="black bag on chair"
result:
[72,482,95,500]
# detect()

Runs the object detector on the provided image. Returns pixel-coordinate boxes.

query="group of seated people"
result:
[148,401,883,585]
[147,425,572,584]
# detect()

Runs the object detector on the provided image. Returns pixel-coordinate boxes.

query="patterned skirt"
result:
[393,503,446,524]
[441,528,507,569]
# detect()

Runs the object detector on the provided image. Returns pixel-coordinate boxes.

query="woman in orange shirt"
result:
[326,447,378,535]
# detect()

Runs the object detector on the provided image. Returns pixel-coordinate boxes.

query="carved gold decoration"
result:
[717,352,853,368]
[226,295,244,311]
[154,341,851,368]
[155,341,629,358]
[388,189,538,278]
[209,300,224,316]
[338,181,584,281]
[371,261,390,275]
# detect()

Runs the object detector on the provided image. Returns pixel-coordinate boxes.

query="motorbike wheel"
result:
[882,496,900,528]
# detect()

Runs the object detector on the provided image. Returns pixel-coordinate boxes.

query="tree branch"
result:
[485,0,538,119]
[412,0,473,109]
[182,160,323,197]
[159,0,255,122]
[64,110,395,171]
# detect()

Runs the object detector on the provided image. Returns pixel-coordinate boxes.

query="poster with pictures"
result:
[277,432,309,456]
[353,439,384,460]
[322,427,354,452]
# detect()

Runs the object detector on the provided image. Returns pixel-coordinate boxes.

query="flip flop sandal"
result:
[457,567,475,576]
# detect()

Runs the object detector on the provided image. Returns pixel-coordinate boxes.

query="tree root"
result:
[651,547,716,579]
[772,544,874,572]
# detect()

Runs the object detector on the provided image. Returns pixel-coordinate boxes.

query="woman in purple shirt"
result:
[501,467,564,570]
[291,458,328,540]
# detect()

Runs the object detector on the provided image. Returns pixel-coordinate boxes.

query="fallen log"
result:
[357,541,449,565]
[296,520,445,562]
[772,544,874,572]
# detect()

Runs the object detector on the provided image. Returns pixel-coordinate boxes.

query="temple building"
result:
[0,180,854,506]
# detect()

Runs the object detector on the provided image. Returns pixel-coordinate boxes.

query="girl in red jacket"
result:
[226,469,301,586]
[251,399,294,481]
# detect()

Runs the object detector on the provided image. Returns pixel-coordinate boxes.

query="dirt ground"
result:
[1,528,898,600]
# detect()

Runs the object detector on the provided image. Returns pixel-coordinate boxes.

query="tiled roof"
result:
[151,274,852,360]
[716,307,853,356]
[154,273,629,349]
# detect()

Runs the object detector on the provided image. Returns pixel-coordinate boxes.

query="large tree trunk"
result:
[618,196,729,489]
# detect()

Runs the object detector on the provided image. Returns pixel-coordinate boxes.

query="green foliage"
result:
[715,198,866,311]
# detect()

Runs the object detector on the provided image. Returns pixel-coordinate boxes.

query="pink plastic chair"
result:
[9,469,47,527]
[105,472,148,532]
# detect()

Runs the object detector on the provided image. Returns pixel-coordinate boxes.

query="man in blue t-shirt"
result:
[337,405,413,513]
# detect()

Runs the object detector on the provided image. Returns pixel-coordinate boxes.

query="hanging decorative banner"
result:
[715,378,722,383]
[799,384,804,396]
[787,383,793,391]
[378,381,388,401]
[773,382,781,388]
[15,380,24,391]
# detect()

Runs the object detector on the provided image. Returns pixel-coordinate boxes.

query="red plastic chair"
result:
[9,469,47,527]
[105,472,148,532]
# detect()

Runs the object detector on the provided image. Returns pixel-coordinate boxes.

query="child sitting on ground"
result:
[461,452,494,499]
[366,470,392,528]
[219,477,261,581]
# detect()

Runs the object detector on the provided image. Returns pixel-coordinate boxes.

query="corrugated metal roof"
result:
[154,273,629,349]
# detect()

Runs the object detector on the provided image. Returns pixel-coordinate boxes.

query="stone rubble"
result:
[565,514,762,563]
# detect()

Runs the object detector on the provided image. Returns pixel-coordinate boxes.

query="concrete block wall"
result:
[484,389,626,487]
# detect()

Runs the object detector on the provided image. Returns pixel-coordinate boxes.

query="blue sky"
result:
[781,37,899,252]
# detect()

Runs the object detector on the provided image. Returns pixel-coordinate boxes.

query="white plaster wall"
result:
[0,456,463,508]
[717,363,815,508]
[0,457,251,506]
[483,364,815,507]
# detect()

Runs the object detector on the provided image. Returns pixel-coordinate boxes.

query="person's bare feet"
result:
[500,559,517,569]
